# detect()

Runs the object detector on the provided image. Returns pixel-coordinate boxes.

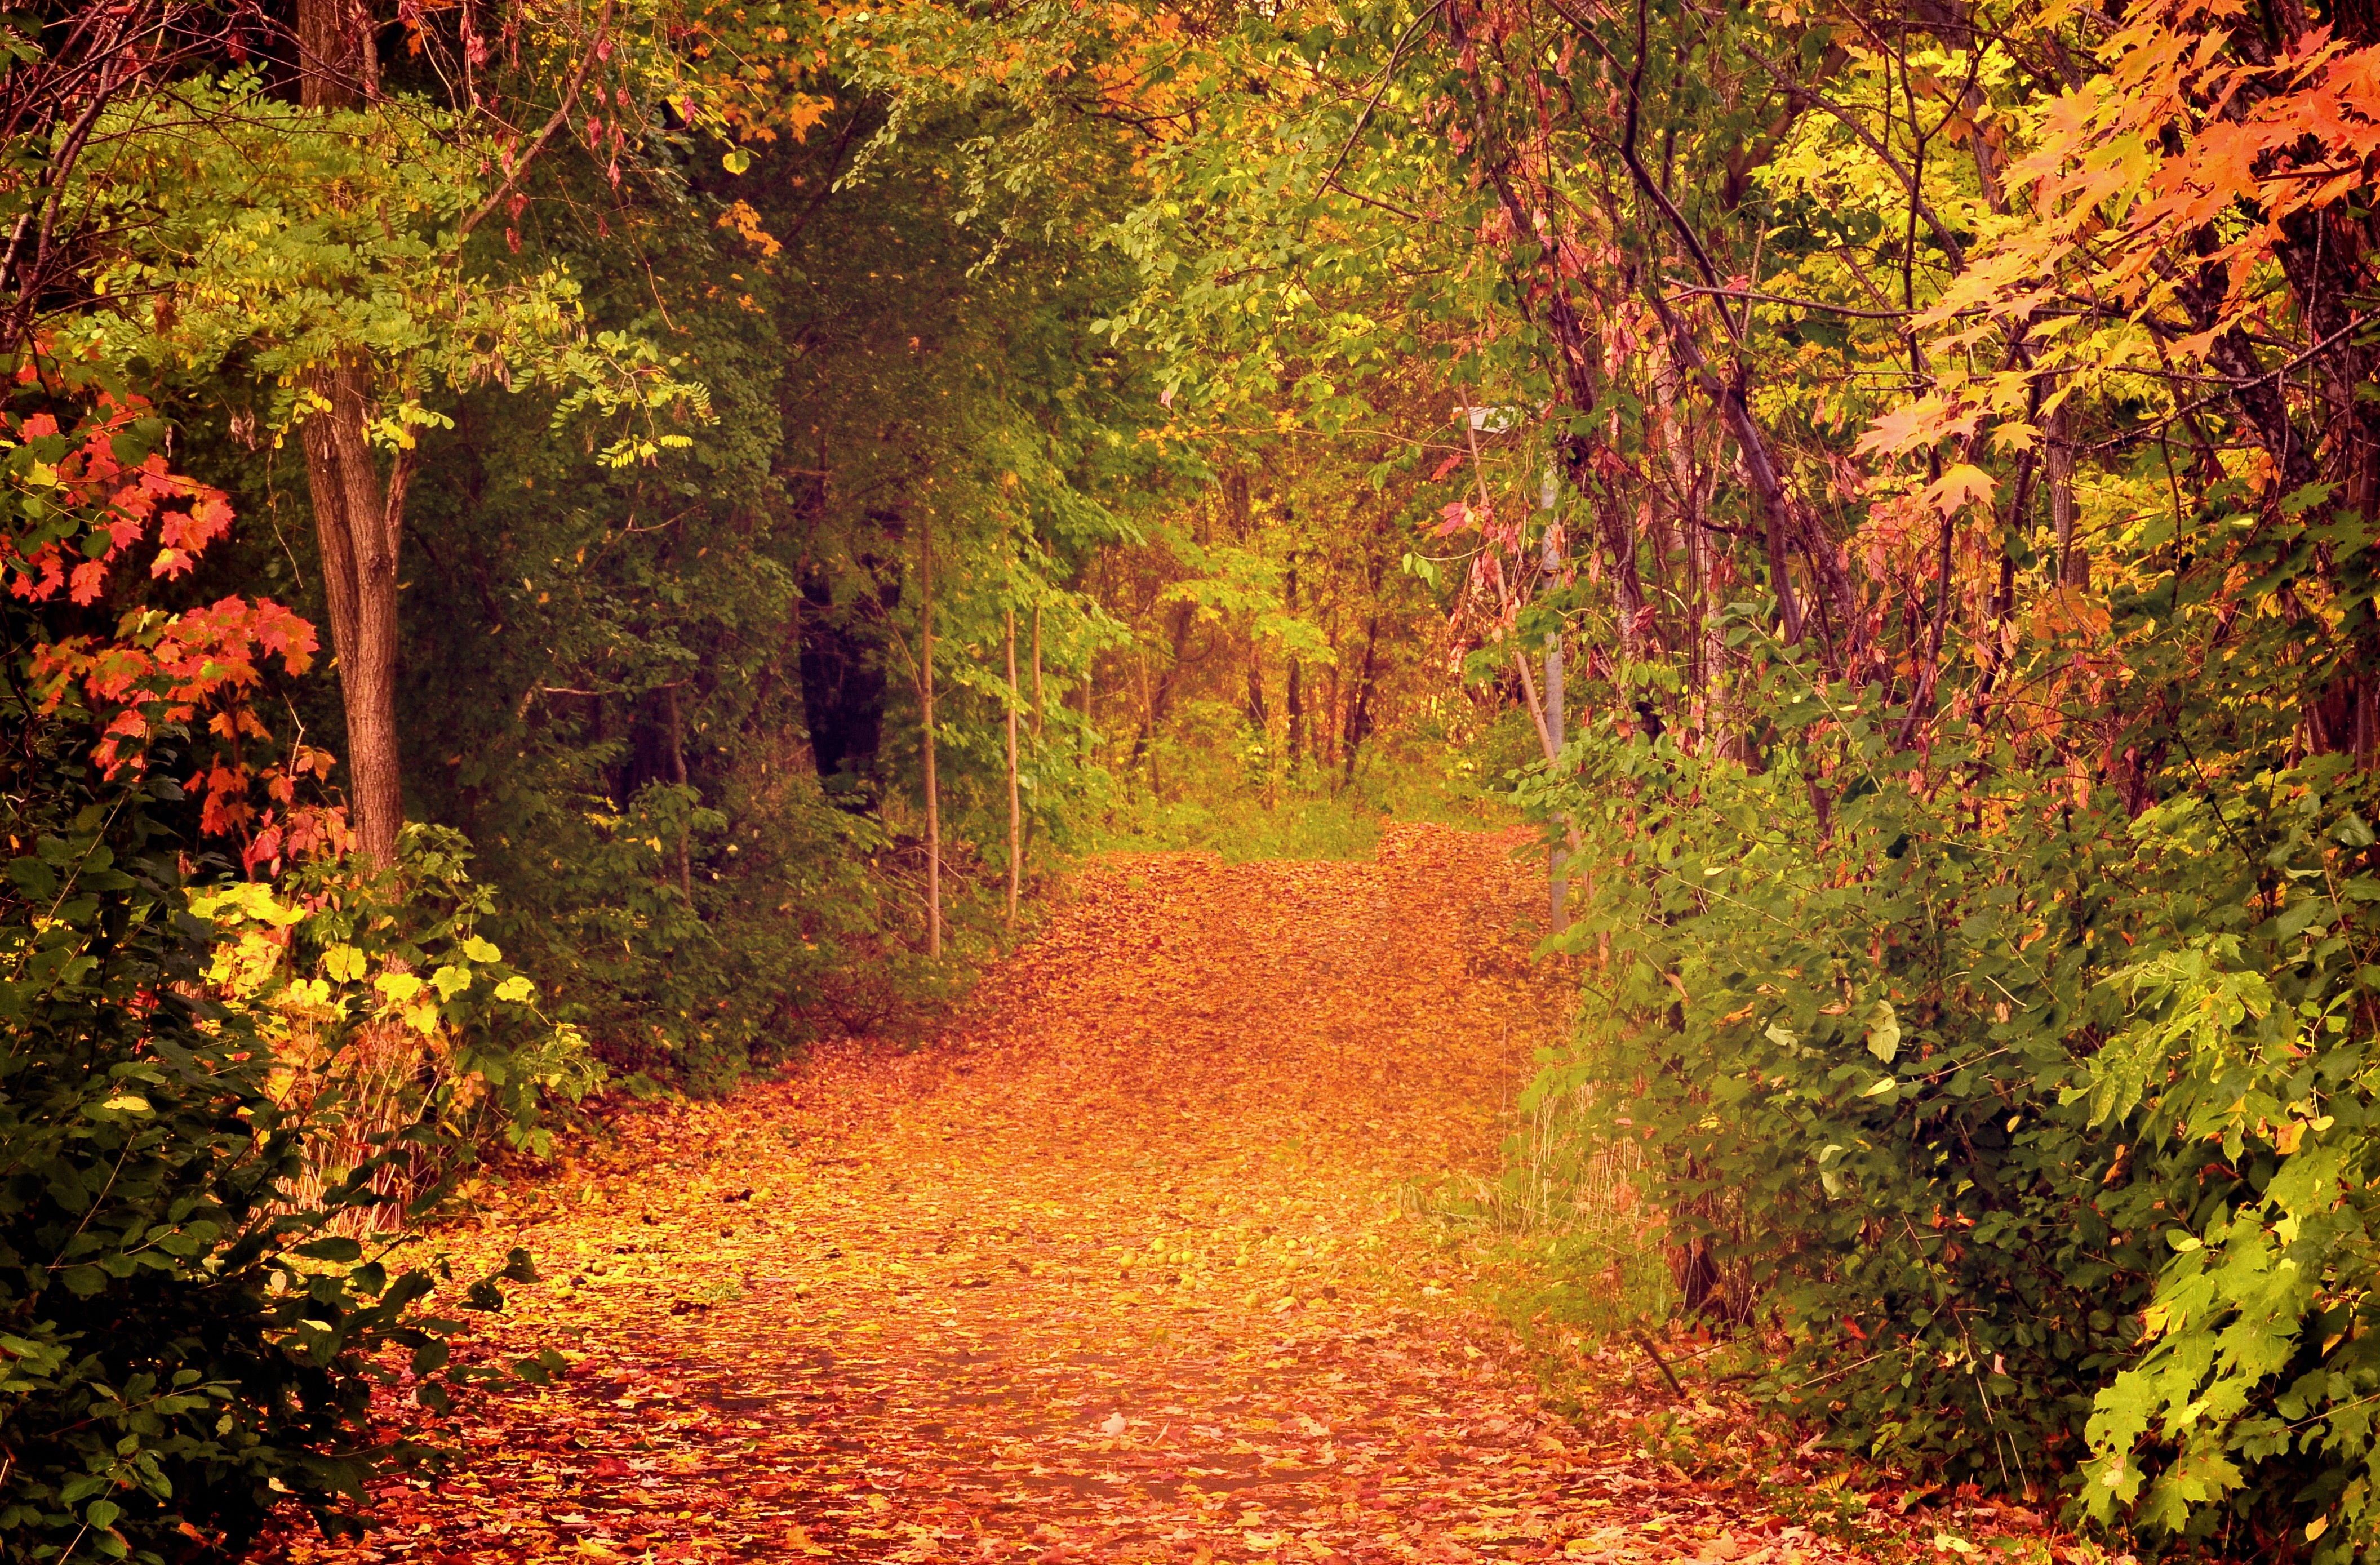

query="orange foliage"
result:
[8,369,348,873]
[269,832,2063,1564]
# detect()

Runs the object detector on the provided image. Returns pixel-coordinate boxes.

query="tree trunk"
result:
[296,0,404,866]
[1284,561,1305,766]
[1005,605,1020,928]
[2047,399,2085,589]
[664,682,692,901]
[1130,598,1197,764]
[297,0,377,110]
[299,356,406,868]
[1542,504,1569,935]
[1342,611,1380,782]
[920,511,941,958]
[1029,603,1044,739]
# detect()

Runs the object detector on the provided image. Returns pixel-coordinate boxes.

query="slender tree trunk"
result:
[664,683,692,901]
[1130,599,1197,763]
[1284,559,1305,767]
[1321,659,1342,772]
[1004,606,1020,927]
[1543,499,1569,935]
[2047,399,2086,588]
[1343,611,1379,783]
[920,512,940,958]
[1029,603,1044,739]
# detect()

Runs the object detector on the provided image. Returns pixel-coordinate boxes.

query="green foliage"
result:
[1534,626,2380,1550]
[1552,688,2150,1494]
[1102,701,1514,862]
[71,75,707,465]
[0,737,500,1563]
[258,823,606,1150]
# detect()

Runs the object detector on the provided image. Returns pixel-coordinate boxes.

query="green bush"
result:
[1539,660,2380,1555]
[486,777,940,1092]
[0,735,548,1563]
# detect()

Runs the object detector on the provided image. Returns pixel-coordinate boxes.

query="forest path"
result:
[288,824,1854,1565]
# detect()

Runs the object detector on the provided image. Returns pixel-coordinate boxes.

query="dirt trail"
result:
[282,825,1854,1564]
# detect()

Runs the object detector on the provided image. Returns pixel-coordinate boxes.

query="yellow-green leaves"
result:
[1864,1000,1900,1063]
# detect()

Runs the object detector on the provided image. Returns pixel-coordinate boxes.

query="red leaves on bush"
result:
[8,373,348,872]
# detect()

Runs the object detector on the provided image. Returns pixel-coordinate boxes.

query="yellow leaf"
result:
[1923,463,1997,516]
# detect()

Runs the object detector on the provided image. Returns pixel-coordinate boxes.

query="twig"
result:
[1665,283,1921,321]
[458,0,616,241]
[1631,1329,1685,1397]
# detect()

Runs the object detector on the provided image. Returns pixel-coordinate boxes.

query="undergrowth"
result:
[1096,700,1530,860]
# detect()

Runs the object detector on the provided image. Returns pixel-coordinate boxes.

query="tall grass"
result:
[1409,1072,1674,1341]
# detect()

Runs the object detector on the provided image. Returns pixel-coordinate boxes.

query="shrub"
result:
[3,759,406,1560]
[1540,666,2380,1556]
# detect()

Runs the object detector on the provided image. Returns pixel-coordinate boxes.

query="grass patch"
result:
[1406,1073,1675,1351]
[1095,700,1529,861]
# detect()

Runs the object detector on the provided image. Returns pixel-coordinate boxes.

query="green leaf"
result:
[295,1236,363,1262]
[1865,1000,1901,1062]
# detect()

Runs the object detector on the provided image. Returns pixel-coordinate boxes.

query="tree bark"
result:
[1029,603,1044,739]
[1005,606,1021,928]
[299,355,405,867]
[1342,611,1379,782]
[295,0,406,866]
[1543,510,1568,935]
[2046,399,2085,589]
[920,510,940,958]
[1284,561,1305,765]
[1130,598,1197,764]
[664,682,692,901]
[296,0,376,110]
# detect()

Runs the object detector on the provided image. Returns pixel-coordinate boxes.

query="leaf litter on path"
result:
[275,824,2063,1564]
